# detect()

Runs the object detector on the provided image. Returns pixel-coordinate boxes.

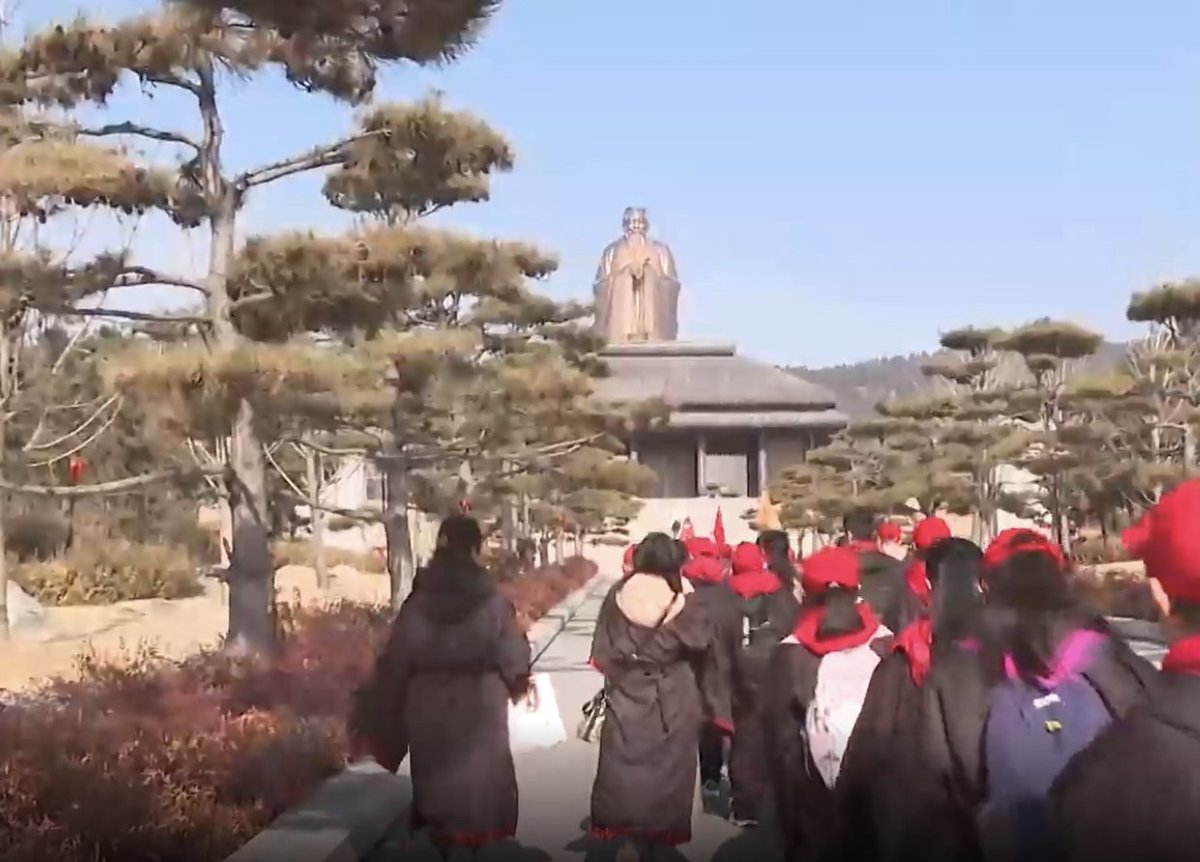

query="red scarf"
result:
[1163,633,1200,676]
[905,560,932,607]
[892,617,934,685]
[730,568,782,599]
[792,603,880,656]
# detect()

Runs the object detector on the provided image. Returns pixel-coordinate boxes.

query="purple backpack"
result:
[979,630,1112,862]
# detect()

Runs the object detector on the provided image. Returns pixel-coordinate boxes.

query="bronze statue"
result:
[593,207,680,343]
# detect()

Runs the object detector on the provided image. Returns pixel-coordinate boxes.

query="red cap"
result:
[801,546,861,596]
[1121,513,1153,560]
[913,517,952,551]
[731,542,766,575]
[983,528,1065,572]
[687,537,719,559]
[877,521,902,543]
[1136,479,1200,604]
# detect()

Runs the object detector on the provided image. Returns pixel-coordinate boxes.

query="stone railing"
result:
[223,761,410,862]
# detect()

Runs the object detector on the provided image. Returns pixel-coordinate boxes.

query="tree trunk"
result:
[195,65,275,655]
[500,498,516,552]
[0,426,8,641]
[224,399,275,655]
[555,528,565,563]
[383,456,414,609]
[306,449,327,589]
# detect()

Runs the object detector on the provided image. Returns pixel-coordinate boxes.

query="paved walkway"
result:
[373,574,784,862]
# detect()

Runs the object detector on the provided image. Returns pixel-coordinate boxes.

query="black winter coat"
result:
[1050,669,1200,862]
[841,623,1156,862]
[727,585,801,820]
[761,629,894,862]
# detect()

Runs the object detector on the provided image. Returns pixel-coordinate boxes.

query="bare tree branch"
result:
[75,121,200,151]
[228,293,277,312]
[0,466,220,498]
[27,402,121,467]
[24,392,120,452]
[263,443,306,499]
[233,132,376,190]
[278,490,382,523]
[48,306,206,325]
[114,266,208,294]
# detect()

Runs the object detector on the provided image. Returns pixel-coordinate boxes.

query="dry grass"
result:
[272,539,386,574]
[14,540,201,605]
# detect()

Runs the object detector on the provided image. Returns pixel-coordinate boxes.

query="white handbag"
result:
[509,673,567,754]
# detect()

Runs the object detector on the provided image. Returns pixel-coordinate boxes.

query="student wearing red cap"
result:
[762,545,893,862]
[681,535,740,813]
[724,541,802,827]
[908,516,953,605]
[588,533,732,862]
[842,507,909,633]
[1050,479,1200,862]
[968,529,1153,862]
[838,537,987,862]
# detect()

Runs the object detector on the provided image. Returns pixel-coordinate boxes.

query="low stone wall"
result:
[223,762,410,862]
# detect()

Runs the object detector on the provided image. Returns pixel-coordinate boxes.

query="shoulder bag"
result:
[577,585,680,744]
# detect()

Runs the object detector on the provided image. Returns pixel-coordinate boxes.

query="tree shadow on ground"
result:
[564,833,688,862]
[710,822,786,862]
[370,831,553,861]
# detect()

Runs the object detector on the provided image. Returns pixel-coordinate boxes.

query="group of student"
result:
[349,483,1200,862]
[588,486,1200,862]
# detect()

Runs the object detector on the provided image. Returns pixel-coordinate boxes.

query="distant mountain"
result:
[788,342,1129,420]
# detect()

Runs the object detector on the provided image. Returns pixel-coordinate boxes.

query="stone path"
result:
[371,574,784,862]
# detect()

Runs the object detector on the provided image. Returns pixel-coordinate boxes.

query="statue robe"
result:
[594,237,680,343]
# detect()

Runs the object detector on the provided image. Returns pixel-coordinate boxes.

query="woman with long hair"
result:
[971,529,1155,862]
[725,540,802,826]
[588,532,732,862]
[758,529,801,598]
[837,536,988,862]
[352,514,533,858]
[761,544,893,862]
[1051,479,1200,861]
[680,534,740,814]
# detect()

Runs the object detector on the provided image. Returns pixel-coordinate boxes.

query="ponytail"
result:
[758,529,798,591]
[816,586,864,639]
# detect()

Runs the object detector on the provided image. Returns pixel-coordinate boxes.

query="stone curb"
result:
[222,761,411,862]
[527,568,612,665]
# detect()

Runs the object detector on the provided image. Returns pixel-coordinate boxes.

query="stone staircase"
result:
[626,496,759,545]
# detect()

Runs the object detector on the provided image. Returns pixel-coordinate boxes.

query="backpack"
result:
[979,630,1113,862]
[804,636,884,788]
[740,595,774,648]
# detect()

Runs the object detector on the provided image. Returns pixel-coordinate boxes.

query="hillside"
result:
[789,341,1129,420]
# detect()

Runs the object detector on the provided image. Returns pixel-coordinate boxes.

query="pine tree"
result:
[0,0,503,651]
[996,318,1104,551]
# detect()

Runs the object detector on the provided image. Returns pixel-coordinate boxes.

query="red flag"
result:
[68,456,86,484]
[680,518,695,542]
[713,507,726,547]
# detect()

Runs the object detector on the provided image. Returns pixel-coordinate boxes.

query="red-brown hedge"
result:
[0,558,598,862]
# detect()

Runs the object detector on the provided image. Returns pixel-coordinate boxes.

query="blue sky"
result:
[21,0,1200,366]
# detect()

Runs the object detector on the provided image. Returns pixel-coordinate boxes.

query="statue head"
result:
[622,207,649,237]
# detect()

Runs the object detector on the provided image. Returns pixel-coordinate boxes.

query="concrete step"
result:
[627,497,758,545]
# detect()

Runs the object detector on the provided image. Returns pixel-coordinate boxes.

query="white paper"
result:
[508,672,567,754]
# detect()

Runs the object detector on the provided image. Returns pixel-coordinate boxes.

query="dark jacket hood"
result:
[412,556,496,625]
